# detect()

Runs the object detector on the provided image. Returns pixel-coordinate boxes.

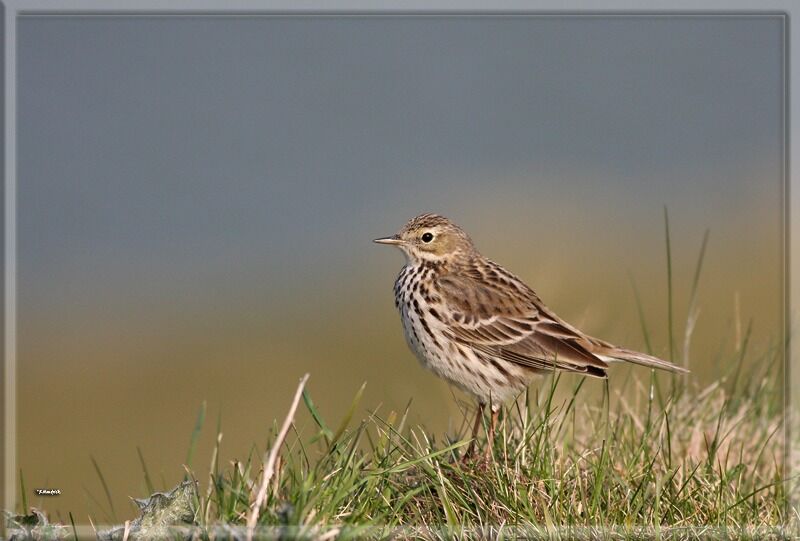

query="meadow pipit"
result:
[374,213,688,459]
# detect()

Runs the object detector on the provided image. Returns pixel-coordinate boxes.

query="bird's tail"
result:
[597,347,689,374]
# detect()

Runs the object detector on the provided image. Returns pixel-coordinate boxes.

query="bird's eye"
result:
[421,232,434,243]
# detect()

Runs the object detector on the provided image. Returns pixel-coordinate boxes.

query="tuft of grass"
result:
[178,349,788,539]
[29,356,794,539]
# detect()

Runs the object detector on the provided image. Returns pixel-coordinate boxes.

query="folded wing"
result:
[436,271,610,378]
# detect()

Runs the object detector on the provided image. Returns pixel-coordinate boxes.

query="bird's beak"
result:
[373,234,403,245]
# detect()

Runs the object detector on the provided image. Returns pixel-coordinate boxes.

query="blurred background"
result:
[12,15,783,521]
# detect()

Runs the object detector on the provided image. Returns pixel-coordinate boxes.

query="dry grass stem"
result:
[245,373,310,541]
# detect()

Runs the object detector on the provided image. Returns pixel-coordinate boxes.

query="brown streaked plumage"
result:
[374,213,688,459]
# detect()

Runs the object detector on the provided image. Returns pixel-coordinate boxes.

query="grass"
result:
[181,352,789,540]
[8,220,796,540]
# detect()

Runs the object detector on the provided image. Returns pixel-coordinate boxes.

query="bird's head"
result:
[373,213,476,264]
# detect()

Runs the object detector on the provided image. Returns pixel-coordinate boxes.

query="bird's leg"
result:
[462,402,485,462]
[484,407,500,460]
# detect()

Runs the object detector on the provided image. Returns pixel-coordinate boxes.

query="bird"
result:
[374,213,688,460]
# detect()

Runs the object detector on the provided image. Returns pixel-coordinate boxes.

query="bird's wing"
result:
[435,270,609,378]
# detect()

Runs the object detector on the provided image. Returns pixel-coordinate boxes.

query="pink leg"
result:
[484,408,500,460]
[462,402,485,462]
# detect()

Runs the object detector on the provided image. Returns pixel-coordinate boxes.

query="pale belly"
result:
[397,294,530,405]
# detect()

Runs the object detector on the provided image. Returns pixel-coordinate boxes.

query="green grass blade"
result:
[681,228,710,370]
[19,468,27,513]
[374,440,470,475]
[82,485,112,525]
[330,382,367,449]
[628,273,654,355]
[590,439,609,514]
[302,388,332,445]
[689,229,710,303]
[136,446,154,495]
[728,320,752,395]
[69,511,79,541]
[90,455,117,522]
[185,400,207,472]
[434,464,459,527]
[664,206,675,362]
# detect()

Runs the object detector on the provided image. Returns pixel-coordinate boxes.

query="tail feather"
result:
[596,348,689,374]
